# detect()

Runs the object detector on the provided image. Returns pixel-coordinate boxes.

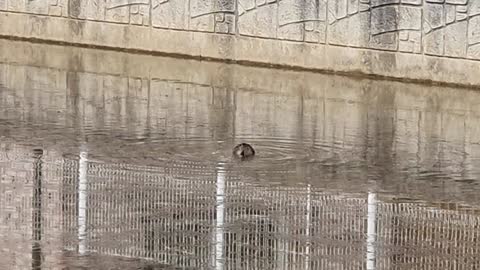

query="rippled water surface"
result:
[1,39,480,269]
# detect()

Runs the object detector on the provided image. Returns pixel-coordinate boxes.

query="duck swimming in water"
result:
[233,143,255,160]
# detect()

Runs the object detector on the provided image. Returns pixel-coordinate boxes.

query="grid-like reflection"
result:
[1,145,480,269]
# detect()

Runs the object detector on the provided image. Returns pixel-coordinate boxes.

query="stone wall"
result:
[0,1,479,86]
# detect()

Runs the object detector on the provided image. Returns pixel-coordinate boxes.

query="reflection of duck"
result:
[233,143,255,160]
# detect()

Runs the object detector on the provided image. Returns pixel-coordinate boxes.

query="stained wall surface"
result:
[0,0,479,86]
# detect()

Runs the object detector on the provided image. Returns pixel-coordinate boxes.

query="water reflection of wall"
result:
[0,144,65,269]
[1,145,480,269]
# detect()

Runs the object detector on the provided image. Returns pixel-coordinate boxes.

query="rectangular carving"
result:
[26,0,49,15]
[190,0,235,33]
[329,4,370,47]
[238,2,278,38]
[69,0,106,21]
[7,0,26,13]
[444,21,467,57]
[152,0,189,30]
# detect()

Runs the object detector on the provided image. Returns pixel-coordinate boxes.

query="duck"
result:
[232,143,255,160]
[32,148,43,158]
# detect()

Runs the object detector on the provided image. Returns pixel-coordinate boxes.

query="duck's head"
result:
[233,143,255,160]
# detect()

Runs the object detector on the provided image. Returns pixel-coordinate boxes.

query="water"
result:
[1,39,480,269]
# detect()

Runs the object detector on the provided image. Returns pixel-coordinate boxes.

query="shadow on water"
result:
[1,39,480,269]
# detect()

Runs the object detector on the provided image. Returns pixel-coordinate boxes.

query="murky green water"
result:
[1,39,480,269]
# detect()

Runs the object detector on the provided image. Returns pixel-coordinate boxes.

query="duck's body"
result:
[233,143,255,160]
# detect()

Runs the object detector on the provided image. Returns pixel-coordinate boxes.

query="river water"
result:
[0,39,480,269]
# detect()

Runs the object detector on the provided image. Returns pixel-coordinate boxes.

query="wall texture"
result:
[0,1,479,84]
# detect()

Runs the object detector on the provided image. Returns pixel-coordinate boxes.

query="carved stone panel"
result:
[238,1,278,38]
[190,0,236,33]
[467,15,480,59]
[152,0,189,30]
[26,0,49,15]
[69,0,107,21]
[423,0,473,58]
[278,0,327,43]
[49,0,68,17]
[328,0,370,47]
[129,1,150,26]
[7,0,26,13]
[106,0,130,24]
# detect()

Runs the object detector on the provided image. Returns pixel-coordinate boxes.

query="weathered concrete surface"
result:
[0,1,479,86]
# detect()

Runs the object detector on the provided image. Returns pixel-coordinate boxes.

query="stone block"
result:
[399,31,421,53]
[444,21,467,57]
[328,0,348,20]
[348,0,359,15]
[399,31,409,41]
[424,29,444,56]
[278,24,304,41]
[305,22,327,43]
[130,4,150,26]
[69,0,106,21]
[26,0,49,15]
[371,0,399,7]
[456,13,467,21]
[279,0,326,26]
[468,16,480,45]
[445,4,456,24]
[0,0,5,11]
[277,0,326,41]
[215,14,235,34]
[424,3,444,32]
[398,6,422,30]
[7,0,26,13]
[190,16,215,32]
[239,0,255,14]
[190,0,234,32]
[401,0,421,4]
[191,0,234,18]
[101,1,150,25]
[106,6,130,24]
[329,12,369,47]
[238,4,278,38]
[359,3,369,12]
[152,0,189,30]
[469,1,480,16]
[370,32,398,51]
[467,44,480,60]
[371,6,398,35]
[446,0,467,4]
[49,6,63,17]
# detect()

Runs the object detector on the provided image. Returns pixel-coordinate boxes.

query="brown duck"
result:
[232,143,255,160]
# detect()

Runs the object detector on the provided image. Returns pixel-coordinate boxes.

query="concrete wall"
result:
[0,0,479,86]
